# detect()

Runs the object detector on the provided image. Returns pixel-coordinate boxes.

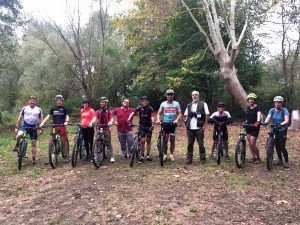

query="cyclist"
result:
[208,101,233,161]
[80,97,94,160]
[243,93,262,164]
[113,98,134,159]
[184,90,209,164]
[264,96,290,168]
[40,95,70,161]
[13,96,43,164]
[89,97,115,163]
[157,89,182,162]
[127,96,155,161]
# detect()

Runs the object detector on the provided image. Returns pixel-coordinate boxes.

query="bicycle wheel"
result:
[49,138,58,169]
[79,139,85,160]
[235,139,246,168]
[71,136,79,167]
[92,139,105,168]
[159,133,164,167]
[217,135,222,165]
[266,137,274,171]
[17,139,26,171]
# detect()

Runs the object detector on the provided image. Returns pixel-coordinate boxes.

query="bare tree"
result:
[181,0,265,111]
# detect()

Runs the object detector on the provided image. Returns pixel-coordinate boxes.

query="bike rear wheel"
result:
[266,137,274,171]
[235,139,246,168]
[130,137,140,167]
[217,135,222,165]
[159,133,164,167]
[49,138,58,169]
[71,136,80,167]
[17,140,27,171]
[92,139,105,168]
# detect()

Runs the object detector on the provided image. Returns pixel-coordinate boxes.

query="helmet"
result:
[99,96,108,102]
[141,96,149,101]
[247,93,257,99]
[273,96,284,102]
[55,95,64,100]
[166,89,174,95]
[217,101,225,107]
[82,98,90,104]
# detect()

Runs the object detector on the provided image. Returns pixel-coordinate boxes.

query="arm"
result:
[203,114,209,130]
[64,115,70,125]
[39,114,50,127]
[281,115,289,126]
[264,114,271,124]
[127,112,135,123]
[174,111,182,124]
[89,116,97,127]
[156,109,162,124]
[15,114,24,133]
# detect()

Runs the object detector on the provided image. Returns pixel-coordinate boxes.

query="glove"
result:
[253,121,260,127]
[277,124,283,129]
[64,121,69,126]
[242,120,248,125]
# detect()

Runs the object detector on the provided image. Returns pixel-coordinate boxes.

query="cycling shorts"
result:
[245,126,260,137]
[138,127,152,139]
[20,127,38,140]
[50,126,67,137]
[163,123,177,136]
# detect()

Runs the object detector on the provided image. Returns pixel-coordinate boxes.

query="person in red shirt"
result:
[113,98,134,158]
[80,98,94,160]
[89,97,115,163]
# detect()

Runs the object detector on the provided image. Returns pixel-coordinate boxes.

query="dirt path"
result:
[0,125,299,225]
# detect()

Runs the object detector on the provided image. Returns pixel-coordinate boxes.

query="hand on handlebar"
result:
[156,120,161,125]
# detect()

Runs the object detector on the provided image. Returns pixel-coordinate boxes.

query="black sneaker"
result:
[12,144,19,152]
[146,155,152,161]
[200,156,206,161]
[186,158,192,164]
[225,155,230,162]
[283,162,289,169]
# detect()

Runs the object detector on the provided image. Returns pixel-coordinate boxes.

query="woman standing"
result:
[243,93,262,164]
[80,98,95,160]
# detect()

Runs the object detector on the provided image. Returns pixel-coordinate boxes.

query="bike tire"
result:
[266,137,274,171]
[130,140,138,167]
[217,135,222,165]
[49,138,58,169]
[235,139,246,168]
[17,140,26,171]
[92,140,105,168]
[159,133,164,167]
[71,136,79,167]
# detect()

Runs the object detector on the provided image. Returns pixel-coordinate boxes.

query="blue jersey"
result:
[158,101,181,123]
[268,107,289,130]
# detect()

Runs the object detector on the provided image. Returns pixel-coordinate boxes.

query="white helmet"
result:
[273,96,284,102]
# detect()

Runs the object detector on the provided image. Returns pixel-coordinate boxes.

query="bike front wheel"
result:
[266,137,274,171]
[130,137,141,167]
[235,139,246,168]
[216,135,222,165]
[92,140,105,168]
[71,136,80,167]
[159,134,164,167]
[49,138,58,169]
[17,140,27,171]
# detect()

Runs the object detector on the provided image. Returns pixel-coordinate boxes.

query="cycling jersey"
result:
[158,101,181,123]
[268,107,289,131]
[134,106,154,127]
[246,106,261,124]
[49,106,69,125]
[95,108,113,131]
[80,107,94,127]
[209,111,232,130]
[20,105,43,128]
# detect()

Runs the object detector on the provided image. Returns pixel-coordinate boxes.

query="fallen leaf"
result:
[275,200,288,205]
[172,174,180,178]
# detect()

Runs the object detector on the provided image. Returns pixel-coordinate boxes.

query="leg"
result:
[278,130,288,163]
[140,137,146,156]
[81,128,90,156]
[186,129,196,161]
[118,132,127,157]
[164,133,169,155]
[195,128,205,160]
[126,131,134,157]
[88,128,94,156]
[246,134,256,160]
[105,131,114,161]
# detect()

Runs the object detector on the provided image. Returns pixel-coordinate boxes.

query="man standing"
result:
[14,96,43,164]
[157,89,182,162]
[184,91,209,164]
[40,95,70,161]
[113,98,134,158]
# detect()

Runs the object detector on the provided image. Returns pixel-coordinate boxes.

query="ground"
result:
[0,124,299,225]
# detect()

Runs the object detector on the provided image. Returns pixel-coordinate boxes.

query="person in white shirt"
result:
[184,91,209,164]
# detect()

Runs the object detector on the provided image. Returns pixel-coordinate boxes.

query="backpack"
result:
[270,107,291,127]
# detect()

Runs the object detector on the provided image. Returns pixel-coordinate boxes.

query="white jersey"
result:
[20,105,43,127]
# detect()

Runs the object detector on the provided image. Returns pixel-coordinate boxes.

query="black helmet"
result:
[141,96,149,101]
[217,101,225,107]
[55,95,64,100]
[82,98,90,104]
[99,96,108,102]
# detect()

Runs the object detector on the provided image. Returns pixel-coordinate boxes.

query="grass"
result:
[188,206,198,213]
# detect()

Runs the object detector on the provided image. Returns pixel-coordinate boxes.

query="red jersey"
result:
[80,108,94,127]
[113,107,134,132]
[94,108,112,131]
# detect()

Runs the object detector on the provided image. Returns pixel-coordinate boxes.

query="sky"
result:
[21,0,134,26]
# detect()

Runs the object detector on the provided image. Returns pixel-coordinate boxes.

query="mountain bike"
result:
[212,122,225,165]
[156,122,173,167]
[15,127,40,170]
[264,123,280,171]
[234,124,252,168]
[71,124,86,167]
[48,124,70,169]
[129,125,151,167]
[91,124,108,168]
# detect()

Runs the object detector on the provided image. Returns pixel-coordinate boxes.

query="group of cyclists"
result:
[12,89,290,169]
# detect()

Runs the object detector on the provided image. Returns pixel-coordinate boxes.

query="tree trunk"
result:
[290,110,300,131]
[219,62,248,112]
